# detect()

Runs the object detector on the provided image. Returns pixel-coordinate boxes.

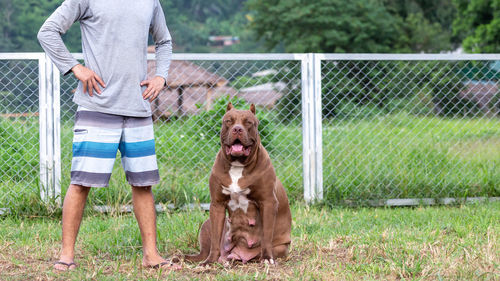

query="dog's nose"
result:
[232,125,244,135]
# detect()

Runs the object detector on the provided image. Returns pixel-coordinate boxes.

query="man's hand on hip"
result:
[71,64,106,97]
[141,76,166,101]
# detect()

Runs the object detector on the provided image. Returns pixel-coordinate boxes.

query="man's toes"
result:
[54,264,67,271]
[53,262,76,271]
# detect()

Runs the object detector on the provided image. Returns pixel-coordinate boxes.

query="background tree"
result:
[246,0,401,53]
[247,0,456,53]
[0,0,60,51]
[453,0,500,53]
[0,0,464,54]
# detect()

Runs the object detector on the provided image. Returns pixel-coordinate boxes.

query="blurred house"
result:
[208,36,240,47]
[147,47,283,120]
[238,82,285,109]
[459,81,499,116]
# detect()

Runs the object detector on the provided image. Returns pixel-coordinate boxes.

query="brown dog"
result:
[201,103,292,265]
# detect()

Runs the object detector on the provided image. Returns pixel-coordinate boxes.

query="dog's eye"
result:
[224,119,232,124]
[246,120,253,126]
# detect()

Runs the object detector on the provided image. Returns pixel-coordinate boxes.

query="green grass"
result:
[0,202,498,280]
[1,112,499,214]
[323,113,500,203]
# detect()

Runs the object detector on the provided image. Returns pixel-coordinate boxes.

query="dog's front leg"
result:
[201,200,225,265]
[259,196,278,264]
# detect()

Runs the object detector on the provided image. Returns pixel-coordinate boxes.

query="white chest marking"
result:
[222,162,250,212]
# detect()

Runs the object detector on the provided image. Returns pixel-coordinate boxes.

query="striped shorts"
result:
[71,107,160,187]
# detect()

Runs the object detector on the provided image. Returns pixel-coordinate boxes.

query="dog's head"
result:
[220,102,260,163]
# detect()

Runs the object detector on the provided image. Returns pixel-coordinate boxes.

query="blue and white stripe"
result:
[71,107,160,187]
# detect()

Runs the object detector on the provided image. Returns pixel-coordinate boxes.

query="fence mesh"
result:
[59,59,303,206]
[0,59,39,211]
[1,55,499,212]
[321,59,500,204]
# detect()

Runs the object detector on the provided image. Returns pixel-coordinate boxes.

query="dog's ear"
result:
[250,104,256,115]
[226,102,234,112]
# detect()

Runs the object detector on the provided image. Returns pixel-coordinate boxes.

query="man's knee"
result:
[69,184,91,194]
[132,185,152,192]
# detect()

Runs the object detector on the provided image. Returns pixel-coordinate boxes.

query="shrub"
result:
[429,62,481,117]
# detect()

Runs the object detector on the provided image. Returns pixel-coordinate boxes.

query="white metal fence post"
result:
[301,54,312,203]
[302,53,324,203]
[38,55,49,202]
[52,63,61,203]
[313,54,323,201]
[39,55,61,203]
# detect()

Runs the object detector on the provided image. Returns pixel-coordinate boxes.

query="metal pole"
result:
[52,62,61,203]
[306,53,316,202]
[301,54,312,203]
[38,55,60,203]
[38,55,48,201]
[44,55,55,202]
[313,54,323,201]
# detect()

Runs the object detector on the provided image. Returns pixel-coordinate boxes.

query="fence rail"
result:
[1,53,499,212]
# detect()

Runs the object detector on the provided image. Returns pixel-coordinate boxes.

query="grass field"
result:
[0,202,498,280]
[1,111,499,214]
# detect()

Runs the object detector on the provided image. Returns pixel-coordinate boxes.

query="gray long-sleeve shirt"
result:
[38,0,172,117]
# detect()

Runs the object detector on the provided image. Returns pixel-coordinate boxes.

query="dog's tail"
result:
[184,219,211,262]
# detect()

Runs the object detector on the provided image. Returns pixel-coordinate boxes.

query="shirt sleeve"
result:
[37,0,90,75]
[149,0,172,83]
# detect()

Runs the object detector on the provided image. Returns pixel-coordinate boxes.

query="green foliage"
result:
[0,119,38,182]
[0,0,261,53]
[396,12,452,52]
[0,0,60,52]
[320,61,436,119]
[230,75,272,90]
[453,0,500,53]
[246,0,455,53]
[187,95,275,149]
[0,0,469,54]
[429,62,483,117]
[247,0,401,53]
[158,0,262,53]
[275,88,301,123]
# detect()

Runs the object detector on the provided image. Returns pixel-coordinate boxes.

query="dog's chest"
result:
[222,162,251,213]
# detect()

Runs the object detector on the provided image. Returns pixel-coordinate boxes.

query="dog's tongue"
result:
[226,143,251,157]
[232,144,244,153]
[229,144,244,156]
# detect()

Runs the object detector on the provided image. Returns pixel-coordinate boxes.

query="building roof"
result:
[147,47,228,88]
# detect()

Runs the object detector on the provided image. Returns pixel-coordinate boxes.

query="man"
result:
[37,0,175,271]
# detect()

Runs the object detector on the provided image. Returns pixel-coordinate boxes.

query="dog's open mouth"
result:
[226,139,251,157]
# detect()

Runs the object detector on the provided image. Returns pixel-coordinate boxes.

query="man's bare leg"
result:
[54,184,90,271]
[131,185,177,268]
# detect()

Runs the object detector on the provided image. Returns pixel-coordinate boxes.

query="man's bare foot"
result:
[54,260,77,271]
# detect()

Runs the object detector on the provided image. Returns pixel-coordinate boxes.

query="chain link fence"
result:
[0,53,499,213]
[0,56,40,213]
[320,56,500,205]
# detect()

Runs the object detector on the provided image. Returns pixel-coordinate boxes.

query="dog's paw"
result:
[263,258,276,265]
[200,254,219,267]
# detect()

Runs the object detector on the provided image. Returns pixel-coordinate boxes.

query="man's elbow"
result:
[37,22,59,45]
[156,39,172,48]
[37,28,48,45]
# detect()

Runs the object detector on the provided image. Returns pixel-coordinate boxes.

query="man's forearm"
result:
[37,25,79,76]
